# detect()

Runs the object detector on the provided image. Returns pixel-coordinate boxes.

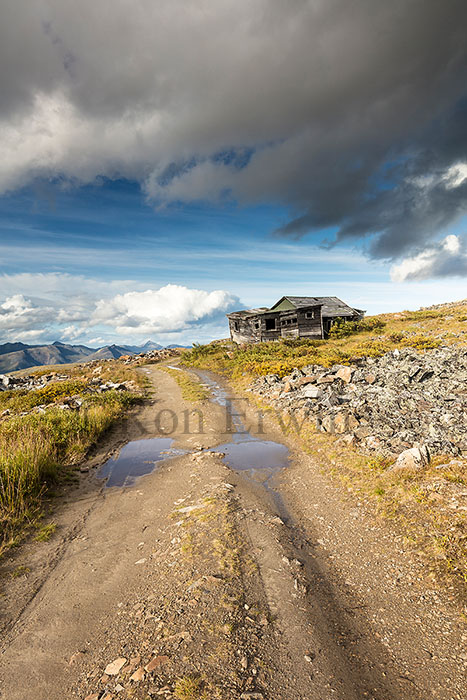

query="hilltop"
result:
[182,299,467,377]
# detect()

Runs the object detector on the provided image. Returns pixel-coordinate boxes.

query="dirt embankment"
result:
[0,364,465,700]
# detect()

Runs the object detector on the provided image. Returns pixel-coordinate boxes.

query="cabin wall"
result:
[259,312,281,341]
[228,316,261,344]
[229,303,363,344]
[229,306,324,343]
[296,307,323,339]
[279,306,323,339]
[322,312,362,338]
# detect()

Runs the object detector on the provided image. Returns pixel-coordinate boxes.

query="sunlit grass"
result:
[162,366,209,402]
[181,301,466,378]
[0,358,145,555]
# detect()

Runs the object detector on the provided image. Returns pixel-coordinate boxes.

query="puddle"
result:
[195,371,291,521]
[214,436,289,474]
[99,437,185,487]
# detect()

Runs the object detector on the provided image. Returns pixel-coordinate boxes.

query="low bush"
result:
[0,379,88,413]
[328,317,385,339]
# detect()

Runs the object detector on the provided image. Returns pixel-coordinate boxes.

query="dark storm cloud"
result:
[1,0,467,270]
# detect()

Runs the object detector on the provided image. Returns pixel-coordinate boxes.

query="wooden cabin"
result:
[227,295,365,344]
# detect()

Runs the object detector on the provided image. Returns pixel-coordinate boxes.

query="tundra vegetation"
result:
[182,305,467,379]
[0,360,145,554]
[183,302,467,586]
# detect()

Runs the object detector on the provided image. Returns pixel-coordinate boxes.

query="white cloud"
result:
[0,276,239,345]
[390,234,467,282]
[443,163,467,190]
[0,294,56,336]
[91,284,239,335]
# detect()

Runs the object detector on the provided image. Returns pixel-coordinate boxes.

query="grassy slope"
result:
[182,301,467,588]
[182,302,467,378]
[0,360,147,554]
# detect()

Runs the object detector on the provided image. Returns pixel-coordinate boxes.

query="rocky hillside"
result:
[248,344,467,458]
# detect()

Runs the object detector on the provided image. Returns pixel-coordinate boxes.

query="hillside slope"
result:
[182,299,467,378]
[0,342,93,373]
[0,340,166,373]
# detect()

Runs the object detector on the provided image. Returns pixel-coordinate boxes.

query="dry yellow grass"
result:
[182,300,467,378]
[0,359,145,554]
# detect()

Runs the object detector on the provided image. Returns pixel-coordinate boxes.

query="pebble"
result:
[130,667,145,681]
[68,650,86,665]
[145,654,170,672]
[104,657,127,675]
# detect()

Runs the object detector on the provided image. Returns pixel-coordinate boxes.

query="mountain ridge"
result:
[0,340,190,373]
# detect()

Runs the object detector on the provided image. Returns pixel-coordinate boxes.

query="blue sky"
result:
[1,177,465,346]
[0,2,466,347]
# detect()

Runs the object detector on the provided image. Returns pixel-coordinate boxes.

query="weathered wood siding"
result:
[295,306,323,339]
[228,304,323,343]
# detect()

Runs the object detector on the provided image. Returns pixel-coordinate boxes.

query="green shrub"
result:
[328,317,385,339]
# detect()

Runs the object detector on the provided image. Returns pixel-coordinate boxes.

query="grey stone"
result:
[302,386,322,399]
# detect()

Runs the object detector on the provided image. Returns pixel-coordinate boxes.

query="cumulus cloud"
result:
[0,276,239,344]
[390,234,467,281]
[1,1,467,265]
[0,294,56,341]
[91,285,239,335]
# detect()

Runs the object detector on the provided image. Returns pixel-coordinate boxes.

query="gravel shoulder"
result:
[0,365,465,700]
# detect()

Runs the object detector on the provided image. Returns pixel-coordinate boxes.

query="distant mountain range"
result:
[0,340,191,373]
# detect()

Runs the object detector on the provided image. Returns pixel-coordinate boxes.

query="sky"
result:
[1,1,466,347]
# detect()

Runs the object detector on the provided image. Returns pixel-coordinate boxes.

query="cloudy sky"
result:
[1,0,466,346]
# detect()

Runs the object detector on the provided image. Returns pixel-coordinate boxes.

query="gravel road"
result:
[0,364,465,699]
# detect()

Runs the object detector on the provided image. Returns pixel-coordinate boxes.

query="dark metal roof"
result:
[281,296,363,317]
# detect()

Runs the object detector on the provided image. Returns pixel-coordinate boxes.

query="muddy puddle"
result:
[195,370,291,520]
[99,437,185,487]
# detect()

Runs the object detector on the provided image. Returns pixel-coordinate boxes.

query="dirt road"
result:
[0,364,465,699]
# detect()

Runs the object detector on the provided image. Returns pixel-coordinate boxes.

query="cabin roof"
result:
[227,296,365,320]
[227,307,269,319]
[270,295,364,317]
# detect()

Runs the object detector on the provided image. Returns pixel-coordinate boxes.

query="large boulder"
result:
[390,445,430,471]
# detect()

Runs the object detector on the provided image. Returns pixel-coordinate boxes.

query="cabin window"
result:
[265,318,276,331]
[291,317,297,324]
[233,321,239,331]
[305,311,314,319]
[254,321,260,329]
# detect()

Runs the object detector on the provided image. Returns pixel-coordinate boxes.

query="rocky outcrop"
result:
[247,346,467,456]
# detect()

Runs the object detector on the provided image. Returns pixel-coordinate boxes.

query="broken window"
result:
[305,311,314,319]
[265,318,276,330]
[254,321,260,329]
[233,321,239,331]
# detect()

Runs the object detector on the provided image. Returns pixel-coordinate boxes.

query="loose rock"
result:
[104,657,127,675]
